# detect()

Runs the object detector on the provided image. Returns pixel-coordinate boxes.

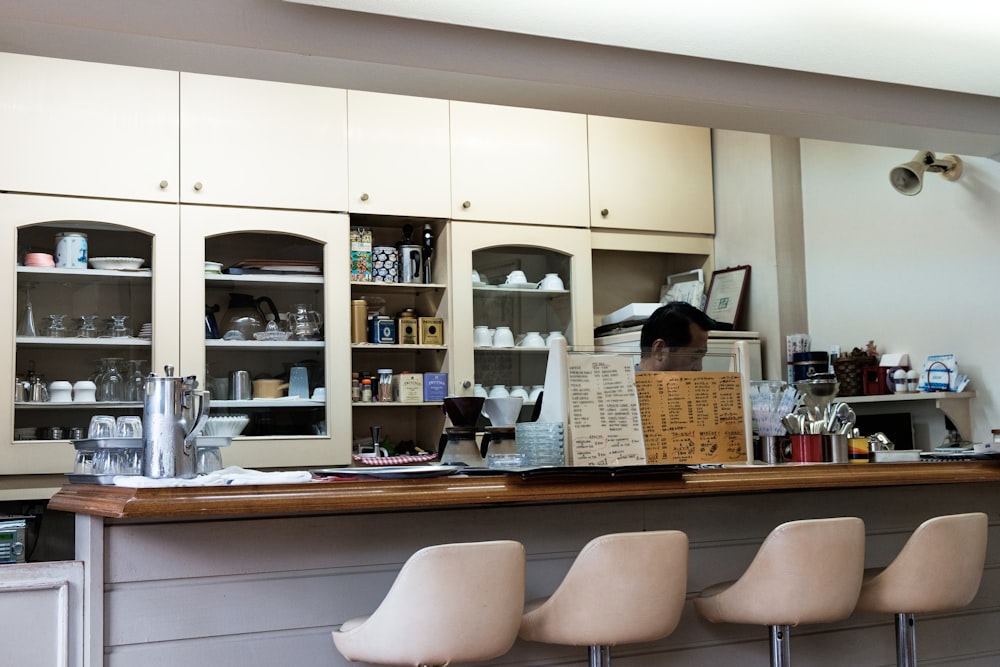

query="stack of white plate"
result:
[138,322,152,340]
[202,414,250,436]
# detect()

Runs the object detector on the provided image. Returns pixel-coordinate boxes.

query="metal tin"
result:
[351,299,368,343]
[54,232,88,269]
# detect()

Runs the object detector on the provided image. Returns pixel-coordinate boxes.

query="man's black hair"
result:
[639,302,720,355]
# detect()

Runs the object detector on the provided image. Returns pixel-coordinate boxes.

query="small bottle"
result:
[361,378,373,403]
[378,368,393,402]
[351,372,361,402]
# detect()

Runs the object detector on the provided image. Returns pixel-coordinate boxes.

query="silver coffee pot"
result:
[142,365,210,478]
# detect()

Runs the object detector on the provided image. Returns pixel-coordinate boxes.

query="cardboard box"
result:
[423,372,448,401]
[394,373,424,403]
[418,317,444,345]
[350,227,372,282]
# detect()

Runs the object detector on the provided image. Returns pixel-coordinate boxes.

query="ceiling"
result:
[2,0,999,158]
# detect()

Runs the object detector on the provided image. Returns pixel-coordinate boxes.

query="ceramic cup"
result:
[252,379,289,399]
[546,331,566,348]
[72,380,97,402]
[482,396,523,426]
[493,326,515,348]
[538,273,564,290]
[472,269,481,283]
[504,270,528,285]
[48,380,73,403]
[488,384,510,398]
[519,331,546,348]
[509,385,530,401]
[474,325,493,347]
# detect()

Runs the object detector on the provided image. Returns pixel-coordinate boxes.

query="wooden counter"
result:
[53,462,1000,666]
[49,460,1000,521]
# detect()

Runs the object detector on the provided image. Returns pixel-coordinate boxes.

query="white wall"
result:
[800,140,1000,444]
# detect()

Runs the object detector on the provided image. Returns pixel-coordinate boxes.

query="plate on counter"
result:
[312,465,460,479]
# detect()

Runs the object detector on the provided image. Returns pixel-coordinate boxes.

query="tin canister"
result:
[848,436,871,463]
[54,232,88,269]
[351,299,368,343]
[372,246,398,282]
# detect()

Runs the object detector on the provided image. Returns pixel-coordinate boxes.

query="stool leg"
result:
[769,625,791,667]
[895,613,917,667]
[588,644,611,667]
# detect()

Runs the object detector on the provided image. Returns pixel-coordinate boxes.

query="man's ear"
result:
[651,338,668,363]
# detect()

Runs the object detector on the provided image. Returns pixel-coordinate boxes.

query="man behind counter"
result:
[637,302,722,371]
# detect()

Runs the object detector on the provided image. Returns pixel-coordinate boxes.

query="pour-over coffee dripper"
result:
[440,396,486,466]
[442,396,485,428]
[795,373,840,422]
[482,396,523,427]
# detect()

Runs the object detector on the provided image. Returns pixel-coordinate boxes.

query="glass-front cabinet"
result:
[179,206,351,468]
[450,221,593,417]
[348,216,451,456]
[2,194,180,474]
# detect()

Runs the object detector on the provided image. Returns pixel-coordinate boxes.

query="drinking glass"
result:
[116,415,143,438]
[109,315,131,338]
[97,358,125,402]
[73,450,94,474]
[16,283,37,337]
[88,415,117,439]
[124,360,147,402]
[197,446,223,474]
[76,314,100,338]
[46,314,68,338]
[92,448,125,475]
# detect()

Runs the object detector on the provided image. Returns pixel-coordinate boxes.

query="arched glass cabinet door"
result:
[1,193,179,475]
[178,205,351,469]
[450,221,594,414]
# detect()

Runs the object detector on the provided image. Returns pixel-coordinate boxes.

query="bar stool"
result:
[332,540,525,666]
[519,530,688,667]
[694,517,866,667]
[854,512,988,667]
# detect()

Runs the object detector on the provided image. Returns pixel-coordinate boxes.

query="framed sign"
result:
[704,265,750,327]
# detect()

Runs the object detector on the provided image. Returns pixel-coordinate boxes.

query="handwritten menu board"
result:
[567,354,647,466]
[635,371,747,464]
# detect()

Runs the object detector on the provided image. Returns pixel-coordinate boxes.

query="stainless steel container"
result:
[397,243,423,284]
[229,370,251,400]
[142,365,210,479]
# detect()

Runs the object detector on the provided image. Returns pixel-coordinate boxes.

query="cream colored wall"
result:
[800,140,1000,443]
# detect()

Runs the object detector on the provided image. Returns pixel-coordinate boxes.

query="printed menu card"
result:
[566,354,646,465]
[635,371,747,464]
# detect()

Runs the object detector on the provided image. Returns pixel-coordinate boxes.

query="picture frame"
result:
[704,265,750,328]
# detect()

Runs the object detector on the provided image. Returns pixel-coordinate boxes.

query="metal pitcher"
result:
[142,365,210,479]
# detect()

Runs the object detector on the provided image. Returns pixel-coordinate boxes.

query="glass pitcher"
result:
[287,303,323,341]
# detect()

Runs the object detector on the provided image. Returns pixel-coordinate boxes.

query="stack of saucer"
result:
[24,252,55,268]
[138,322,153,340]
[514,422,565,467]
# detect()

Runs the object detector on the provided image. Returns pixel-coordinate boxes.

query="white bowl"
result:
[89,256,144,271]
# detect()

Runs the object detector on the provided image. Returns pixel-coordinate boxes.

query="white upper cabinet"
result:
[180,73,349,211]
[347,91,451,217]
[450,101,590,227]
[0,53,179,203]
[588,115,715,234]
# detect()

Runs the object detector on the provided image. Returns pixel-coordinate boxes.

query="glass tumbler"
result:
[116,415,143,439]
[88,415,117,439]
[197,446,223,474]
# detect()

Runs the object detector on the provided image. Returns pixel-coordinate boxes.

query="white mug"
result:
[471,269,482,283]
[473,383,489,398]
[488,384,510,398]
[528,385,544,402]
[510,385,530,400]
[519,331,546,348]
[73,380,97,402]
[539,273,564,290]
[493,326,515,348]
[504,270,528,285]
[473,325,493,347]
[49,381,73,403]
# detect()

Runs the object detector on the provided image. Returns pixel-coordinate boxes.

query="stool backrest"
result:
[736,517,866,625]
[521,530,688,646]
[873,512,988,612]
[352,540,525,664]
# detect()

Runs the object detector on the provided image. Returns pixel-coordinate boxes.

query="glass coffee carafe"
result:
[287,303,323,341]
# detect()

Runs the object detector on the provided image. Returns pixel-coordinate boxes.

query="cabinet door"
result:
[347,91,451,217]
[450,221,593,415]
[179,206,351,468]
[0,53,179,203]
[450,102,590,227]
[588,115,715,234]
[1,194,180,475]
[180,73,349,211]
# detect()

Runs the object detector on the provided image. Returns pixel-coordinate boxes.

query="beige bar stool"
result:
[332,540,525,666]
[694,517,866,667]
[519,530,688,667]
[855,512,988,667]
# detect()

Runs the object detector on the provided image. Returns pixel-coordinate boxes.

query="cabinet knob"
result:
[159,180,169,190]
[360,193,370,202]
[462,200,471,209]
[601,208,609,217]
[462,380,472,389]
[193,181,203,191]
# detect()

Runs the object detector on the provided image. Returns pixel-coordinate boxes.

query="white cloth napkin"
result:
[113,466,313,487]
